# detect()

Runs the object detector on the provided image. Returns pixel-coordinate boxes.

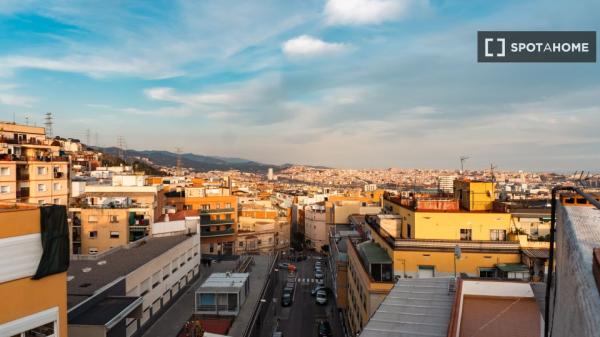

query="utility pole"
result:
[44,112,53,138]
[175,147,182,176]
[117,136,126,162]
[85,129,91,146]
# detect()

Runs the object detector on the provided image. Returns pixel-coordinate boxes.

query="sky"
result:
[0,0,598,171]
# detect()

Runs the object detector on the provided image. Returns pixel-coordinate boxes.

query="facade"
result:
[377,180,521,279]
[346,238,394,335]
[237,202,290,253]
[0,203,69,337]
[69,183,160,255]
[195,273,250,316]
[188,194,238,255]
[67,233,201,337]
[0,122,69,205]
[304,204,327,252]
[438,175,456,193]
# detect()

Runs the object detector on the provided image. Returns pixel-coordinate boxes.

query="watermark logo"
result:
[478,31,596,62]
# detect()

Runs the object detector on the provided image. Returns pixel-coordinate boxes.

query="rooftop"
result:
[356,241,392,265]
[199,272,250,289]
[360,278,454,337]
[67,235,191,307]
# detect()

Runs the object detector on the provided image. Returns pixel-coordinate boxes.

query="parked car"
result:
[316,290,328,305]
[281,292,292,306]
[314,266,322,274]
[311,285,326,296]
[318,320,332,337]
[315,271,324,279]
[278,262,290,269]
[316,278,325,286]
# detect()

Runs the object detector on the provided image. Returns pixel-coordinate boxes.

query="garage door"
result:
[418,266,435,278]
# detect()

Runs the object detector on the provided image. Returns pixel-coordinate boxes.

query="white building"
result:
[195,273,250,316]
[438,175,456,193]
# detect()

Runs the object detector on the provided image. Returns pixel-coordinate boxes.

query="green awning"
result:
[496,263,529,272]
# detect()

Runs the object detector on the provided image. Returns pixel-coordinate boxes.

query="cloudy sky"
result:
[0,0,598,171]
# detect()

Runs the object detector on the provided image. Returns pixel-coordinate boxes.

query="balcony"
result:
[201,228,235,237]
[201,218,235,226]
[17,187,29,199]
[200,207,235,214]
[54,171,65,179]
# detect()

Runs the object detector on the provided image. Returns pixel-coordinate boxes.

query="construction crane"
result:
[459,156,469,175]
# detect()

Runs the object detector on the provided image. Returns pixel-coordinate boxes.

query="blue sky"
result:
[0,0,598,171]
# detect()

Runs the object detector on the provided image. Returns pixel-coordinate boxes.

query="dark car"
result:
[318,320,332,337]
[281,292,292,307]
[311,285,325,296]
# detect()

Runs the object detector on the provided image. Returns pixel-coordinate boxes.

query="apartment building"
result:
[237,201,290,253]
[346,237,394,335]
[183,188,237,255]
[69,176,161,255]
[305,203,327,252]
[378,180,521,279]
[0,203,69,337]
[0,122,69,205]
[67,231,201,337]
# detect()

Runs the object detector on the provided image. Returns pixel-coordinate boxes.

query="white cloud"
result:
[0,84,35,107]
[282,35,349,58]
[324,0,418,25]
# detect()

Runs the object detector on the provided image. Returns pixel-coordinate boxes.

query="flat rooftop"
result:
[68,235,190,307]
[199,272,250,289]
[360,278,454,337]
[69,296,140,325]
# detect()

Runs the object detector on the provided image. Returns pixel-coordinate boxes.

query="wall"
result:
[79,208,129,254]
[305,208,327,252]
[0,162,17,201]
[0,207,68,337]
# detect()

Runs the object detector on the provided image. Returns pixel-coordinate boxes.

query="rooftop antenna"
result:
[489,163,497,183]
[459,156,469,175]
[175,147,182,176]
[44,112,53,138]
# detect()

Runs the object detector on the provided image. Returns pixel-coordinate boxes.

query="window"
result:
[407,224,412,238]
[109,215,119,223]
[88,215,98,223]
[226,203,231,208]
[490,229,507,241]
[110,231,120,239]
[19,321,55,337]
[479,268,496,278]
[239,241,244,247]
[0,167,9,176]
[0,185,9,194]
[53,182,61,191]
[460,229,472,240]
[89,230,98,238]
[38,200,45,205]
[225,213,232,220]
[53,198,60,204]
[202,204,210,210]
[37,167,48,175]
[89,247,98,255]
[37,183,47,192]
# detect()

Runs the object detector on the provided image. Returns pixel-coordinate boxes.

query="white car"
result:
[316,290,327,305]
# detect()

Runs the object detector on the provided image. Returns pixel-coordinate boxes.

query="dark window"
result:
[460,229,472,240]
[89,230,98,238]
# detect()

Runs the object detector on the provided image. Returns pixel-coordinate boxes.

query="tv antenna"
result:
[460,156,469,174]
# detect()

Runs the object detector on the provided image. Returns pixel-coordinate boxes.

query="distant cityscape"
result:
[1,120,599,337]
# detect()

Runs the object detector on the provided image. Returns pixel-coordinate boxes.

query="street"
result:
[263,253,344,337]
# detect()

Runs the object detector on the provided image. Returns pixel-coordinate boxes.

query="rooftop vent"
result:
[97,260,107,266]
[82,267,92,273]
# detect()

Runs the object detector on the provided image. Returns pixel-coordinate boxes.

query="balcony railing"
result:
[201,228,235,237]
[200,219,235,226]
[200,208,235,214]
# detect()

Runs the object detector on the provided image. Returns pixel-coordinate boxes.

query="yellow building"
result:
[69,184,159,255]
[0,203,68,337]
[237,201,290,253]
[186,194,238,255]
[346,238,394,335]
[0,122,69,206]
[376,180,521,278]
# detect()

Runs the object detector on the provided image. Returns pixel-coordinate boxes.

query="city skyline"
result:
[0,0,599,171]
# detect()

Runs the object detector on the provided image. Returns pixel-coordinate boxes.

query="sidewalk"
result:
[142,260,236,337]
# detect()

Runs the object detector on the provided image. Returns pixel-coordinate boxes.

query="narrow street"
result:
[262,253,344,337]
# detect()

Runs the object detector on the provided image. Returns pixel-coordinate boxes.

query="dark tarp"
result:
[32,205,70,279]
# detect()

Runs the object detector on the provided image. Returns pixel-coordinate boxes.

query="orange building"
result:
[0,203,69,337]
[187,195,238,255]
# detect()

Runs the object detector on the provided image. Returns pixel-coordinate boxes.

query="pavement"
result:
[141,259,237,337]
[262,252,344,337]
